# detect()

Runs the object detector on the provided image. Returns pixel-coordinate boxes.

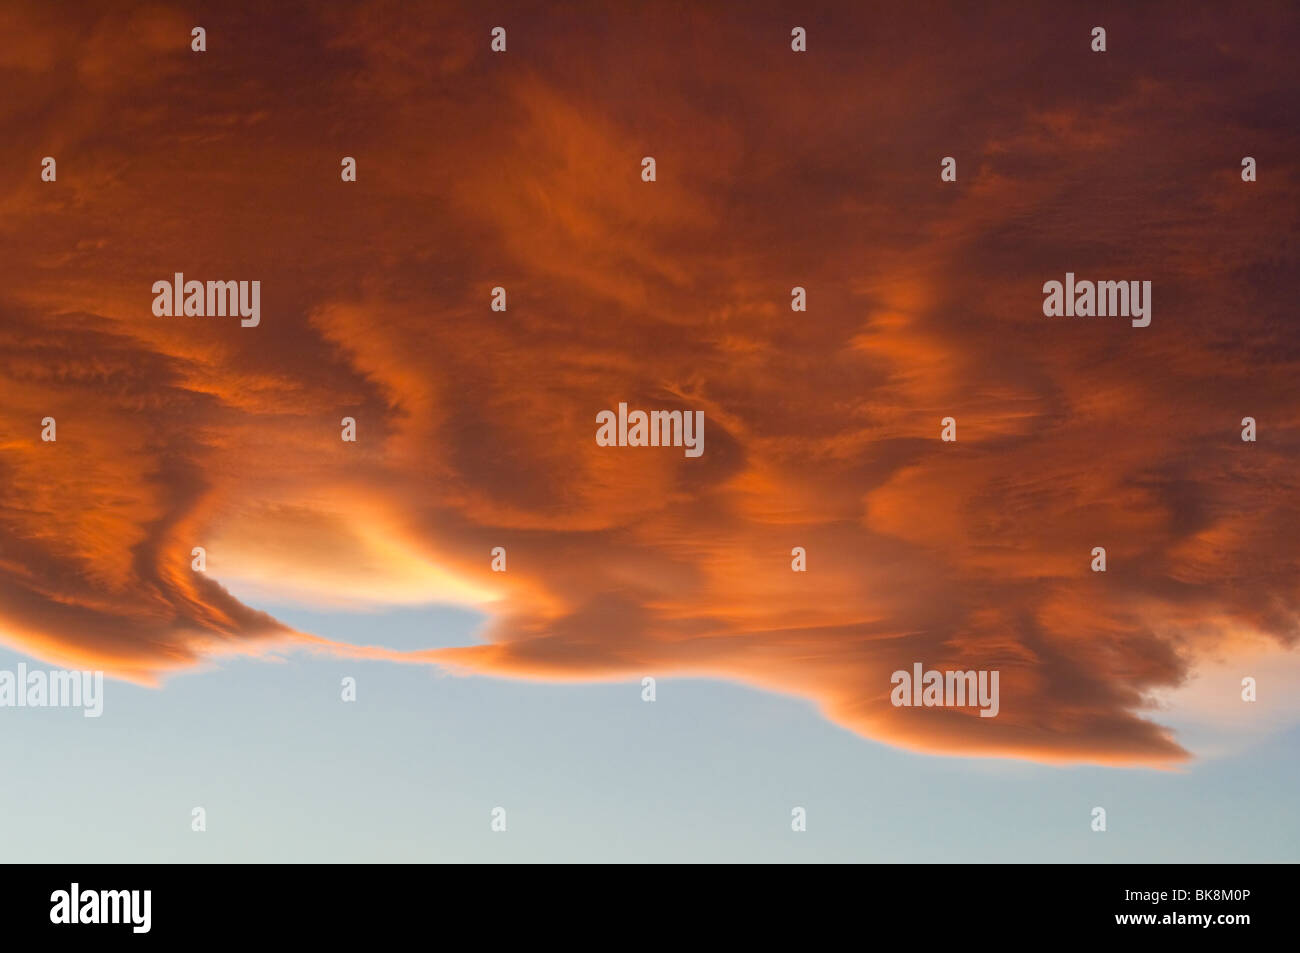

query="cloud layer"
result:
[1,1,1298,763]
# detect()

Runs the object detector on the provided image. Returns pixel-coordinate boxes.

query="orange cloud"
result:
[1,1,1297,765]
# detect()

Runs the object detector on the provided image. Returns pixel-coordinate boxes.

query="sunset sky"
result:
[1,1,1298,861]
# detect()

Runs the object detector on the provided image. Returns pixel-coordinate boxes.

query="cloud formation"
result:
[1,1,1297,763]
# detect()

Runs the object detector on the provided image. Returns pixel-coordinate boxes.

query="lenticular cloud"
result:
[1,1,1297,766]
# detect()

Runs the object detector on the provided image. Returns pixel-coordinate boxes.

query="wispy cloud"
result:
[1,1,1297,764]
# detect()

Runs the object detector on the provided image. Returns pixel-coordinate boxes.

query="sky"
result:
[0,0,1298,861]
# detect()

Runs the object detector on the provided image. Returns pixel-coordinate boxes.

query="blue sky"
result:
[3,598,1296,863]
